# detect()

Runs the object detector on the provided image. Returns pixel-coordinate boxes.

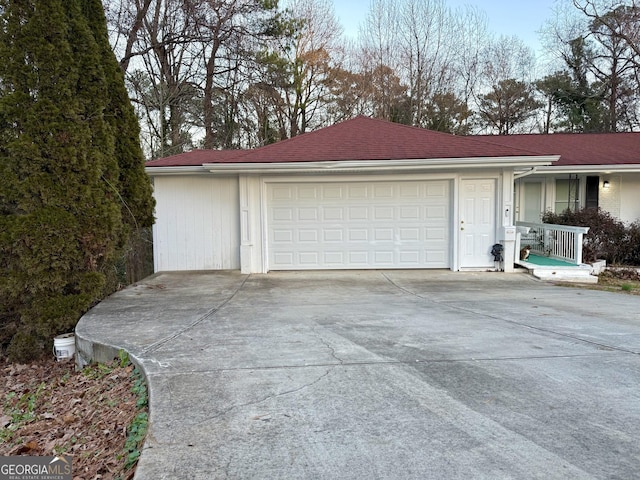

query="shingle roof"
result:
[480,132,640,166]
[146,117,640,168]
[146,116,547,167]
[145,149,244,167]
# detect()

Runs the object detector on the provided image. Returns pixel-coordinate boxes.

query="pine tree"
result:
[0,0,152,361]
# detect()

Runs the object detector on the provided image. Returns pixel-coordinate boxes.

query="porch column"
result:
[501,169,515,272]
[239,174,263,273]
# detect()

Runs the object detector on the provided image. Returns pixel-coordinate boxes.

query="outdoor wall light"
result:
[603,180,610,189]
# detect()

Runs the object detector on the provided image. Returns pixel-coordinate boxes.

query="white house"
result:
[145,116,566,274]
[482,133,640,224]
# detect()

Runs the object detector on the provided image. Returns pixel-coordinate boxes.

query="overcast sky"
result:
[331,0,558,54]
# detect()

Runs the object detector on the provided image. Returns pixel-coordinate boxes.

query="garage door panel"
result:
[268,181,450,270]
[298,186,319,199]
[374,185,394,198]
[349,229,368,241]
[298,230,318,242]
[349,207,369,220]
[271,186,294,200]
[349,251,369,264]
[400,184,420,197]
[375,251,394,263]
[273,230,293,243]
[298,252,319,265]
[400,206,420,219]
[323,207,343,221]
[400,228,420,241]
[324,252,344,264]
[427,183,447,196]
[323,185,344,199]
[273,208,293,221]
[426,250,447,263]
[374,206,395,219]
[400,251,420,263]
[273,252,294,266]
[426,227,446,240]
[374,228,394,241]
[298,208,318,221]
[348,185,368,199]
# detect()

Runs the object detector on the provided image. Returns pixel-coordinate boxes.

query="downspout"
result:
[514,167,538,180]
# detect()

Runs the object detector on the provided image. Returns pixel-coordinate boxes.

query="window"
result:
[555,177,579,213]
[523,182,542,222]
[585,176,599,210]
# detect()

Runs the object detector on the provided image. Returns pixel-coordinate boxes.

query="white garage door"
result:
[267,180,451,270]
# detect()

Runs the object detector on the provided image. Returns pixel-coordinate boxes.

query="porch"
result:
[515,221,598,284]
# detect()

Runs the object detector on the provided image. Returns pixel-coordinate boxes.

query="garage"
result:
[146,116,559,274]
[267,180,451,270]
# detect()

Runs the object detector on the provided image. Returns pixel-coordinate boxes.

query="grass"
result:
[594,276,640,295]
[119,353,149,474]
[1,382,46,442]
[559,268,640,295]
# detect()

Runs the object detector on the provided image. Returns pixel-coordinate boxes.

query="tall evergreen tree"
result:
[0,0,153,361]
[80,0,155,282]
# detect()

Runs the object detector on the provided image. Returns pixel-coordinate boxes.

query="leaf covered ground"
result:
[1,355,147,480]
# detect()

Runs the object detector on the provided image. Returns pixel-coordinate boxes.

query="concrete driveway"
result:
[76,270,640,479]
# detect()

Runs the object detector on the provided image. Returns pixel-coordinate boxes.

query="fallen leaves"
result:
[0,356,144,480]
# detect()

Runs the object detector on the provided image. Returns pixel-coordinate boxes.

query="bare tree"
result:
[358,0,462,127]
[103,0,154,72]
[277,0,344,137]
[186,1,280,149]
[451,6,491,127]
[573,0,640,59]
[542,0,640,131]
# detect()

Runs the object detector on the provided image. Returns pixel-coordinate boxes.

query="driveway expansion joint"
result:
[140,275,251,355]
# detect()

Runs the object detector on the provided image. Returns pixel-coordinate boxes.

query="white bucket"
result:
[53,333,76,361]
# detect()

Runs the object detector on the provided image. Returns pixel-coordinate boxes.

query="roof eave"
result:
[202,156,560,174]
[145,165,209,175]
[535,164,640,174]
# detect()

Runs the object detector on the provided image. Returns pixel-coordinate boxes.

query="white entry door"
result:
[459,179,496,269]
[267,180,451,270]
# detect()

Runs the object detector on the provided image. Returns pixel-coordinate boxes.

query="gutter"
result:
[145,165,210,176]
[534,164,640,174]
[514,167,537,180]
[201,156,559,175]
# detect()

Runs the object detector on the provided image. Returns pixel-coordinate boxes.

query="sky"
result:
[332,0,558,55]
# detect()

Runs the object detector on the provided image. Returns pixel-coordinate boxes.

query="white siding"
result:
[619,173,640,223]
[599,175,621,220]
[152,176,240,271]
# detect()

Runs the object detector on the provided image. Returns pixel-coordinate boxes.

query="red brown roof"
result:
[145,116,640,168]
[146,116,547,167]
[145,149,244,167]
[480,132,640,166]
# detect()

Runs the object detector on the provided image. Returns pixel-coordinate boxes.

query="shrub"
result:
[627,221,640,266]
[542,208,638,265]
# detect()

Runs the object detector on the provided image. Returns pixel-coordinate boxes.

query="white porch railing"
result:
[515,221,590,265]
